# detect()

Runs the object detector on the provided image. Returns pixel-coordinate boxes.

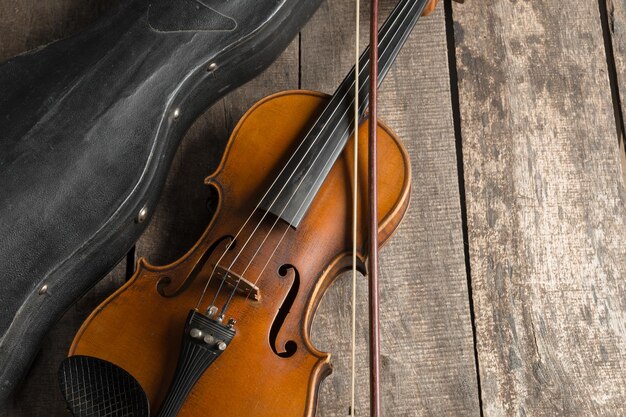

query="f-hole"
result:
[157,235,234,297]
[269,264,299,358]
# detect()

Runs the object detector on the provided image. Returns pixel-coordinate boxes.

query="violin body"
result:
[68,90,411,416]
[0,0,321,404]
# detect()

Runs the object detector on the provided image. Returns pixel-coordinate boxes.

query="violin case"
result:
[0,0,321,406]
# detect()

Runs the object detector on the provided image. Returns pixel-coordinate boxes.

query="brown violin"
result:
[61,0,440,416]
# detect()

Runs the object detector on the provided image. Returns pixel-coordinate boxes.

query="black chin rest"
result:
[59,355,149,417]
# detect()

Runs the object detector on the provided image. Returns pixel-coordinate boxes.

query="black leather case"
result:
[0,0,321,405]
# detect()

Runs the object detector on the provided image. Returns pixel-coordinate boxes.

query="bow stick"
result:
[367,0,381,414]
[358,0,443,416]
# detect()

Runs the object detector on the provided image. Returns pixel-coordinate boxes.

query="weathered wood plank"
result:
[0,0,119,63]
[301,2,480,416]
[453,1,626,416]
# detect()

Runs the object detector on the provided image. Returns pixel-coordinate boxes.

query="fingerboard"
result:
[259,0,429,227]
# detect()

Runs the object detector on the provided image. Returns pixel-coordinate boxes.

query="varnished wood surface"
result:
[70,91,411,417]
[454,1,626,416]
[0,0,625,416]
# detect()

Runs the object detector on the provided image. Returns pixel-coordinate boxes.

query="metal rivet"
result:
[38,284,48,295]
[136,205,148,223]
[217,341,227,351]
[227,318,236,329]
[203,334,216,345]
[207,62,218,72]
[173,108,181,120]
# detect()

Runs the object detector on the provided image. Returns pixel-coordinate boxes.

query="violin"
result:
[60,0,440,415]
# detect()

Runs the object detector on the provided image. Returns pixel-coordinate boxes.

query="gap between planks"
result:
[444,0,485,416]
[599,0,626,188]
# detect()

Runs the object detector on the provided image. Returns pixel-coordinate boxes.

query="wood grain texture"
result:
[301,2,479,416]
[0,0,119,62]
[453,1,626,416]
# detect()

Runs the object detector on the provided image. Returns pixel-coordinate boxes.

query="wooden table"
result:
[1,0,624,416]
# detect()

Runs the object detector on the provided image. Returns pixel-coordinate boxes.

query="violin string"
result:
[220,96,368,315]
[219,85,371,316]
[215,0,420,316]
[238,126,353,306]
[231,98,372,312]
[218,0,419,305]
[192,67,357,312]
[203,0,420,315]
[221,85,377,316]
[195,69,364,312]
[203,77,370,312]
[229,105,368,314]
[351,0,361,414]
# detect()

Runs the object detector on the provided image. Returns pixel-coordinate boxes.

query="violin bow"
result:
[367,0,381,414]
[350,0,444,415]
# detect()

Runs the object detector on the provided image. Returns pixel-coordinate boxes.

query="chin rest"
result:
[59,356,149,417]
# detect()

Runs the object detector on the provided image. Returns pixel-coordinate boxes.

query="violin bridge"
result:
[214,265,260,301]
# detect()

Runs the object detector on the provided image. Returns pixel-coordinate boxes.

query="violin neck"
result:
[338,0,431,123]
[260,0,430,227]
